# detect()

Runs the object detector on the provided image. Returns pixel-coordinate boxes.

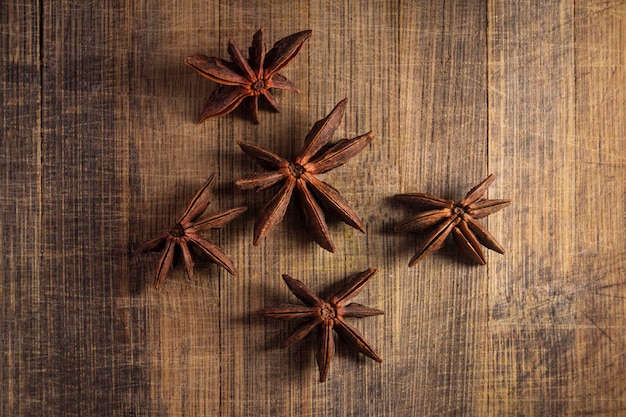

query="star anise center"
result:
[168,223,186,238]
[453,206,466,217]
[288,162,306,178]
[250,79,266,92]
[319,303,337,321]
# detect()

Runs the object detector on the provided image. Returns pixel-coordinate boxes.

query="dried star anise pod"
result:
[395,173,511,266]
[236,98,374,252]
[139,173,247,288]
[258,268,383,382]
[185,28,312,124]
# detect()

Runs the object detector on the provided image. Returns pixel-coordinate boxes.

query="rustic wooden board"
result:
[1,0,624,416]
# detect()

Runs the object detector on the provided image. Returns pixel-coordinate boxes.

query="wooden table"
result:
[2,1,624,416]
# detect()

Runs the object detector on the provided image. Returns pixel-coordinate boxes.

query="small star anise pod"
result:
[258,268,383,382]
[185,28,312,124]
[236,98,374,252]
[395,173,511,266]
[139,173,247,288]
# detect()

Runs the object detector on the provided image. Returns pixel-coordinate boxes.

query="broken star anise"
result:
[139,173,247,288]
[395,173,511,266]
[236,98,374,252]
[258,268,383,382]
[185,28,312,124]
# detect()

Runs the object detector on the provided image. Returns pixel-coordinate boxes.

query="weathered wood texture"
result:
[1,1,624,416]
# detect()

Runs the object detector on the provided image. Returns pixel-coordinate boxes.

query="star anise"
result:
[236,98,374,252]
[139,173,247,288]
[258,268,383,382]
[395,173,511,266]
[185,28,312,124]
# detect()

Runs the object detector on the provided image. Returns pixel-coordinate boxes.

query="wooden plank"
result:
[571,0,626,413]
[241,1,403,415]
[485,0,624,415]
[36,1,136,415]
[214,7,316,417]
[396,2,491,416]
[1,2,42,416]
[128,1,224,415]
[487,1,577,415]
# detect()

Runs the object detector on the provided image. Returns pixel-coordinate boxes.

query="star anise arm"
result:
[253,176,296,245]
[184,55,250,85]
[460,173,495,206]
[257,304,320,320]
[281,274,324,307]
[395,208,453,231]
[394,193,454,209]
[178,173,216,224]
[137,233,167,254]
[244,96,260,124]
[334,317,382,363]
[452,220,486,265]
[329,268,378,305]
[263,29,312,76]
[464,214,506,254]
[192,206,248,231]
[342,303,385,317]
[199,86,249,122]
[306,132,374,174]
[296,99,348,164]
[304,174,366,232]
[248,28,265,77]
[283,317,323,348]
[408,216,460,266]
[227,40,256,81]
[316,320,335,383]
[268,73,299,92]
[467,199,511,219]
[186,233,238,276]
[154,239,176,288]
[296,178,335,252]
[261,90,280,112]
[235,172,287,191]
[238,141,287,170]
[179,239,196,280]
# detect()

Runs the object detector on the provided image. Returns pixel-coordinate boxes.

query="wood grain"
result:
[1,2,42,416]
[488,1,579,414]
[1,1,624,416]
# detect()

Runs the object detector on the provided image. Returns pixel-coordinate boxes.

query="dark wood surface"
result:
[2,1,624,416]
